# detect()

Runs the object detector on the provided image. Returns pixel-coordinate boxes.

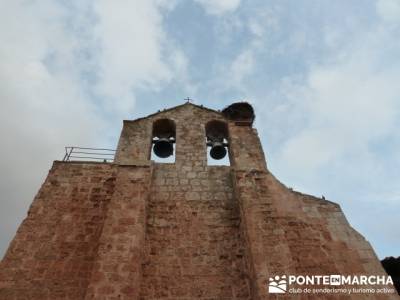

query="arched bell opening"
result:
[205,120,230,166]
[151,118,176,162]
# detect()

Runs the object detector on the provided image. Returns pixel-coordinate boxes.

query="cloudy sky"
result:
[1,0,399,259]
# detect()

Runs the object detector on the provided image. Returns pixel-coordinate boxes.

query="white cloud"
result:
[194,0,241,15]
[278,16,400,174]
[259,2,400,258]
[93,0,174,115]
[229,50,255,86]
[0,0,101,257]
[247,9,399,259]
[0,0,185,257]
[247,6,280,38]
[377,0,400,24]
[1,0,398,261]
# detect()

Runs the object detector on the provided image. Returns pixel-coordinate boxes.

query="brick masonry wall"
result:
[115,121,152,164]
[114,103,225,167]
[139,164,251,299]
[235,170,399,299]
[228,124,266,171]
[0,162,117,300]
[85,164,152,300]
[1,102,397,299]
[227,117,398,299]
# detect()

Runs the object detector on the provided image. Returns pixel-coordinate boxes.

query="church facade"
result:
[0,102,395,299]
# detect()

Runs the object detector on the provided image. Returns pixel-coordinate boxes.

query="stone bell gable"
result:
[0,101,396,299]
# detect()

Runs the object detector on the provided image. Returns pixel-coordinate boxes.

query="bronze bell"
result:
[153,138,173,158]
[210,141,227,160]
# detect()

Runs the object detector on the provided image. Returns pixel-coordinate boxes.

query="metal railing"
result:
[63,147,116,163]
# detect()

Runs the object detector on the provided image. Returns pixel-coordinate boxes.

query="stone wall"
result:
[1,102,397,299]
[0,162,117,299]
[85,163,152,300]
[139,164,251,299]
[227,114,396,299]
[0,161,153,300]
[114,103,225,167]
[233,170,396,299]
[115,120,152,164]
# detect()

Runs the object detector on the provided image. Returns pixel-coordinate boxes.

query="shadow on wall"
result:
[381,256,400,295]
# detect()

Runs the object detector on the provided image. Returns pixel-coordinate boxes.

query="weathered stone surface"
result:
[0,102,397,299]
[139,164,251,299]
[0,162,117,299]
[85,165,152,300]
